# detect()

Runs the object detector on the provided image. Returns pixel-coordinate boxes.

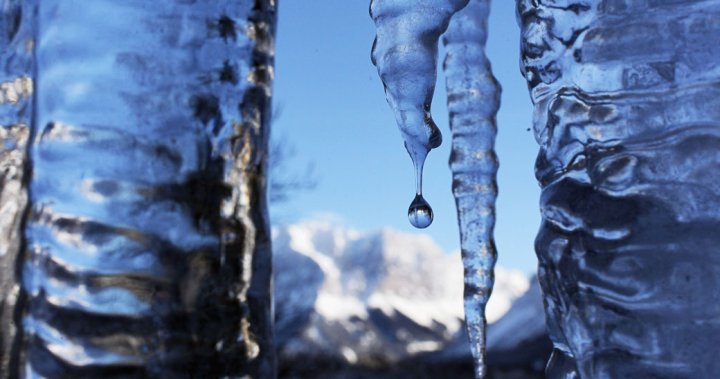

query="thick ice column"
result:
[0,0,35,376]
[9,1,276,377]
[518,0,720,377]
[442,1,500,377]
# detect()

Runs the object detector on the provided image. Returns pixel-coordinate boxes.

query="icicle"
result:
[371,0,500,376]
[0,0,36,376]
[442,0,500,377]
[519,0,720,376]
[370,0,469,229]
[21,1,276,377]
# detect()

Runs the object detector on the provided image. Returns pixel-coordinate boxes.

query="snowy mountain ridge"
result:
[272,221,530,364]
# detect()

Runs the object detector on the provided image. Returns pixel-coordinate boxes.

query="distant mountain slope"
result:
[272,221,532,367]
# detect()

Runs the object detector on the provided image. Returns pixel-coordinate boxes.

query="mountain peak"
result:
[273,221,530,364]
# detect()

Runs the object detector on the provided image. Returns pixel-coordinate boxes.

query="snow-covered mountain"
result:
[272,221,531,367]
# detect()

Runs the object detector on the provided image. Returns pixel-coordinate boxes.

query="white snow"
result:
[274,219,532,362]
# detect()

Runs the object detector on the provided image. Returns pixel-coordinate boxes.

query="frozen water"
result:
[518,0,720,377]
[1,1,277,377]
[370,0,470,229]
[0,0,35,374]
[371,0,501,377]
[442,0,501,377]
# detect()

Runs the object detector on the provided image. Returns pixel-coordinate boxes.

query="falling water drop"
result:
[408,194,433,228]
[369,0,469,229]
[407,139,435,229]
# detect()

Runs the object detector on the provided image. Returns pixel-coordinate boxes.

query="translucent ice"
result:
[371,0,501,377]
[11,1,277,377]
[370,0,470,229]
[518,0,720,376]
[443,0,500,377]
[0,0,35,375]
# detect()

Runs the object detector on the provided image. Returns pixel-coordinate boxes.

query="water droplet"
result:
[408,194,433,228]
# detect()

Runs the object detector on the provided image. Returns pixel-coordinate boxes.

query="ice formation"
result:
[371,0,500,377]
[0,1,277,377]
[519,0,720,377]
[370,0,470,229]
[443,0,500,377]
[0,0,35,375]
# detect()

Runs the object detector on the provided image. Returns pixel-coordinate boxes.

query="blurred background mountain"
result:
[273,221,550,379]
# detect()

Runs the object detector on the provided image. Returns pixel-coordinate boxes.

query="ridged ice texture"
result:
[0,1,35,376]
[370,0,469,228]
[442,0,500,377]
[21,1,276,377]
[518,0,720,377]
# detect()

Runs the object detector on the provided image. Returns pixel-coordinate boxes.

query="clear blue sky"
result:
[270,1,540,275]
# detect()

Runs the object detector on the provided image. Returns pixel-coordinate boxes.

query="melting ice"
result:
[370,0,468,229]
[371,0,500,377]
